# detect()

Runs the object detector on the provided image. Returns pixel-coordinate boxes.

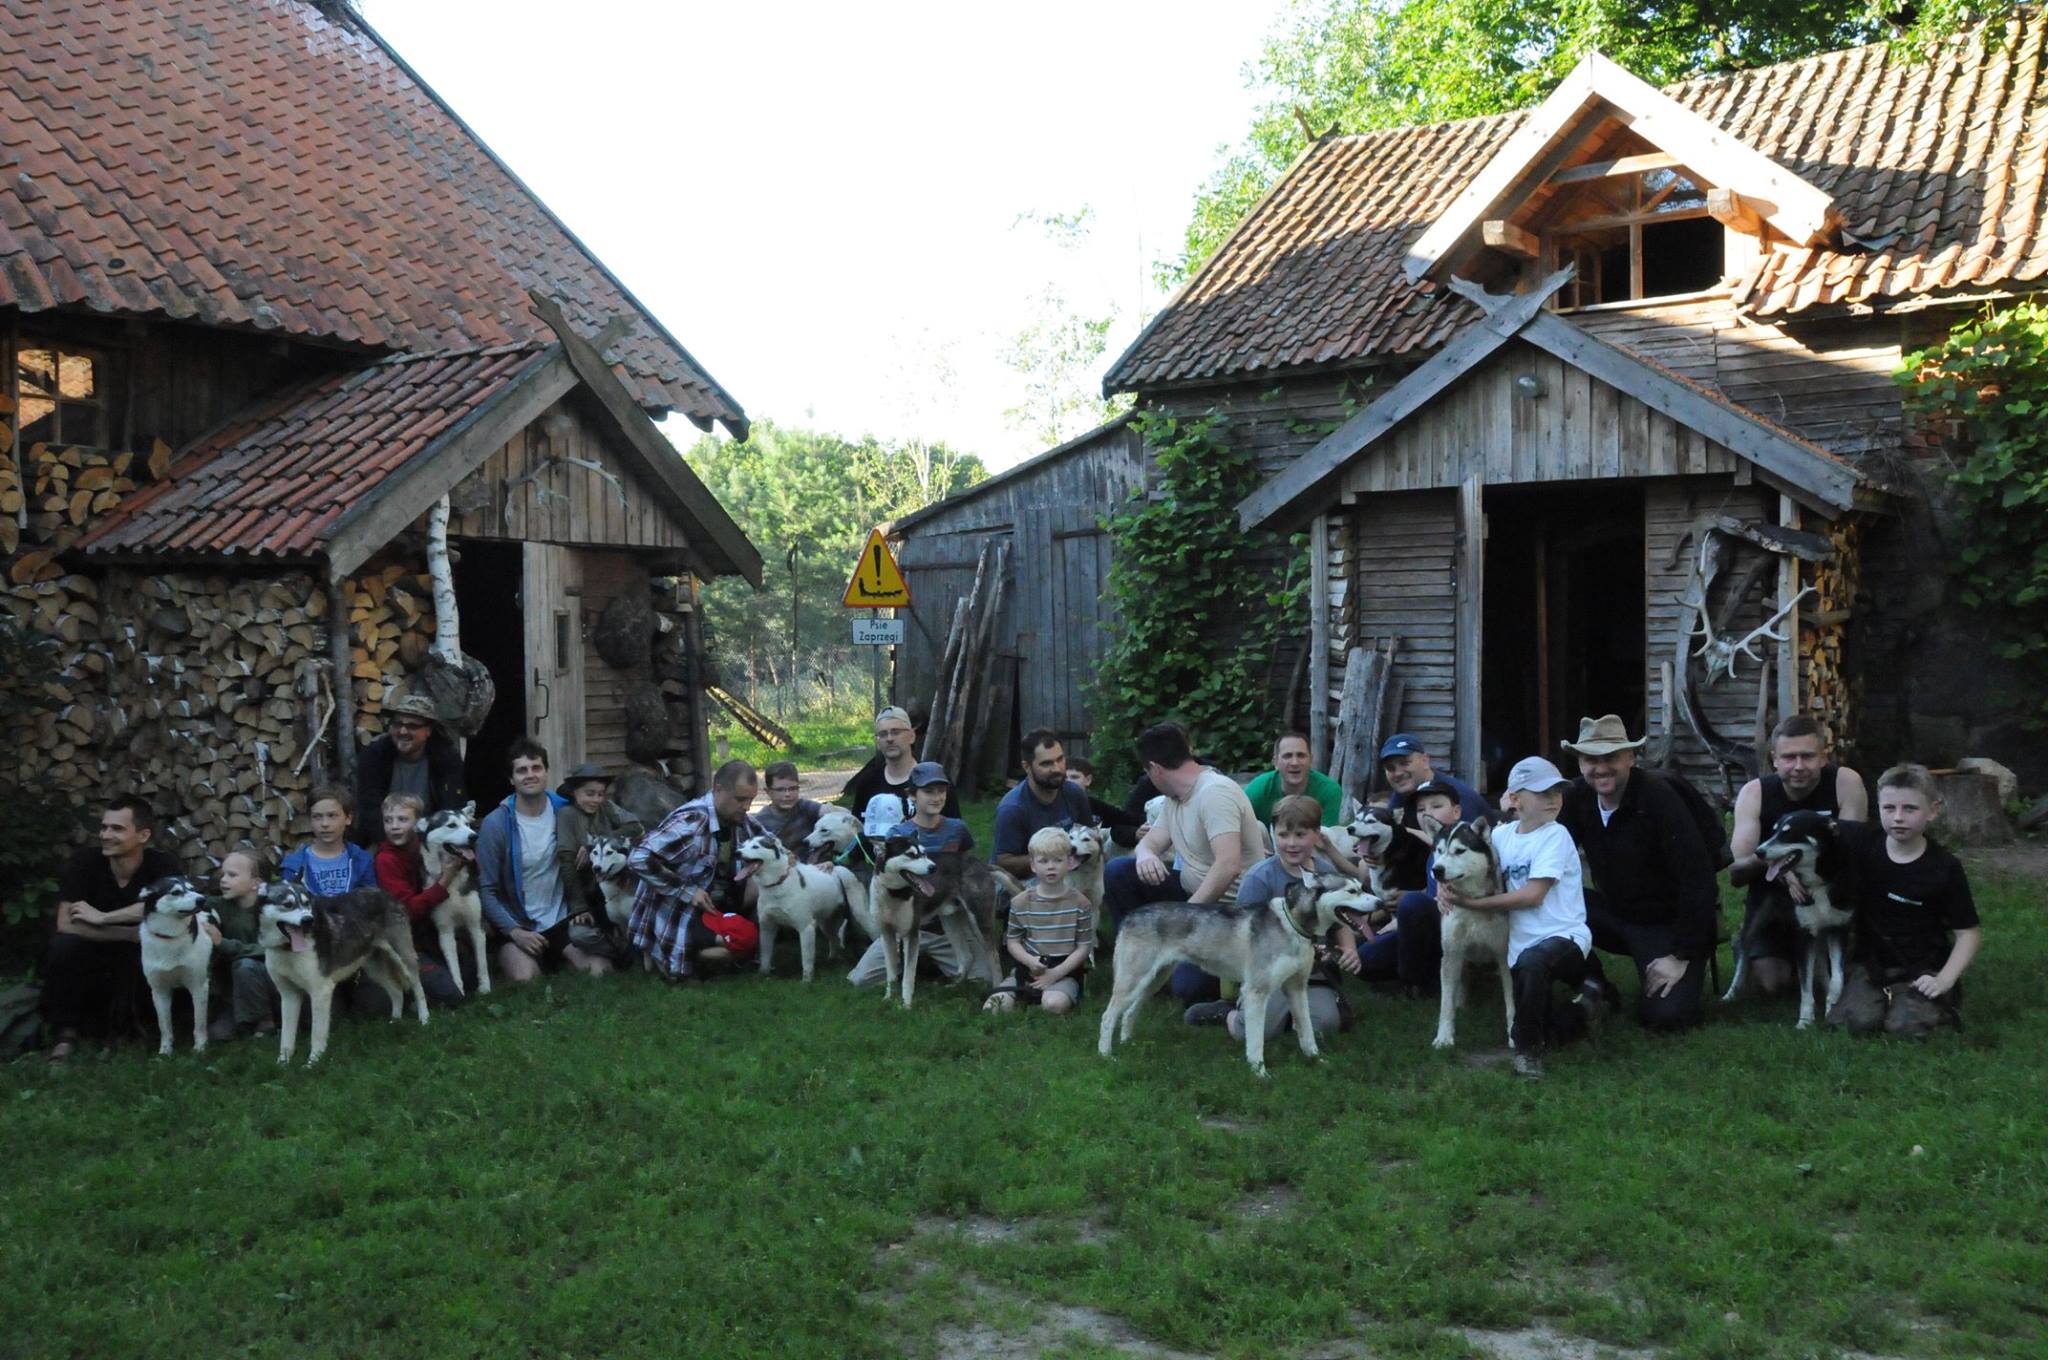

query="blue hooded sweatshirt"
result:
[476,790,570,934]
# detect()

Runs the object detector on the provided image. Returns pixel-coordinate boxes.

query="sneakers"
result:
[1183,999,1236,1027]
[1513,1052,1546,1080]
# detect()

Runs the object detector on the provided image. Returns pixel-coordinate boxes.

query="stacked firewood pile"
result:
[1803,519,1860,748]
[338,561,440,750]
[2,562,336,870]
[0,437,171,556]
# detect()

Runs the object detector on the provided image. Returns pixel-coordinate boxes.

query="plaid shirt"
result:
[627,791,766,976]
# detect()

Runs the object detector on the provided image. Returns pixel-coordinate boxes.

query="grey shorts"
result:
[990,974,1083,1006]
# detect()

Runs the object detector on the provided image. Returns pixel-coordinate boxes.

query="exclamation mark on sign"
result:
[870,543,883,594]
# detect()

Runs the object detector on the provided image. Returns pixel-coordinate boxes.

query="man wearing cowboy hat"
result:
[351,692,466,845]
[1558,714,1719,1031]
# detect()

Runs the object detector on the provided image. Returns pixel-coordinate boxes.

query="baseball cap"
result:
[909,761,951,788]
[1506,756,1570,793]
[1409,778,1461,804]
[873,706,913,732]
[1379,733,1423,761]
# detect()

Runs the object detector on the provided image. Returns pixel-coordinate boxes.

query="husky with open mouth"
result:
[1747,810,1853,1028]
[138,877,218,1056]
[1430,817,1513,1051]
[738,834,866,982]
[417,803,488,995]
[258,880,428,1066]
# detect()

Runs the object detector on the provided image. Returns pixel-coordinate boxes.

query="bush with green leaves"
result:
[1898,298,2048,727]
[1090,411,1301,786]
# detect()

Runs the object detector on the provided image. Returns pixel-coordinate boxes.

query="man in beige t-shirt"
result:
[1103,722,1269,1007]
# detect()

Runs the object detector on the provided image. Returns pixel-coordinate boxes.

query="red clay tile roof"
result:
[1108,13,2048,392]
[0,0,743,430]
[74,344,547,560]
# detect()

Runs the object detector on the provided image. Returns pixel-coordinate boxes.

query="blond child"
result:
[983,825,1093,1014]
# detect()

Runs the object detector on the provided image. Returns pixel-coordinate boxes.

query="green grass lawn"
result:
[2,856,2042,1360]
[715,711,876,772]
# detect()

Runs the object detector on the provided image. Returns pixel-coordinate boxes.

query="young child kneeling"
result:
[984,826,1093,1015]
[1436,758,1593,1079]
[1827,763,1981,1037]
[1186,794,1359,1038]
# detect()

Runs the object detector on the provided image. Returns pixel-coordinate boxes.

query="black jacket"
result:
[1561,767,1719,959]
[352,732,467,845]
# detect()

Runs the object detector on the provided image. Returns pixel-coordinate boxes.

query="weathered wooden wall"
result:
[893,422,1147,760]
[1340,489,1459,776]
[576,550,652,776]
[442,393,696,552]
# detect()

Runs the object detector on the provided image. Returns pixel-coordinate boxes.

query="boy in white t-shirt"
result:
[1436,756,1594,1078]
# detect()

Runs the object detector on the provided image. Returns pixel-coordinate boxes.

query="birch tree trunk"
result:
[427,494,460,661]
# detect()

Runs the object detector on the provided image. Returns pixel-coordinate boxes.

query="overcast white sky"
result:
[364,0,1293,468]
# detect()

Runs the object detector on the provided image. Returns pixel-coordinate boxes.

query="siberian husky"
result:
[1066,823,1110,914]
[417,803,489,996]
[738,834,866,982]
[138,877,217,1056]
[870,837,944,1008]
[1747,810,1853,1028]
[258,881,428,1066]
[800,807,862,865]
[1430,817,1514,1050]
[1098,876,1370,1077]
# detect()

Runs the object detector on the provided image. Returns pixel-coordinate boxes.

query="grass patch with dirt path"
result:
[715,711,875,773]
[1,851,2040,1360]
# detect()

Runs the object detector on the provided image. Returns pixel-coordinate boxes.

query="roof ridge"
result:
[368,340,552,367]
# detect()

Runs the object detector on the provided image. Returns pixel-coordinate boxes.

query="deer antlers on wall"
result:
[1687,584,1817,684]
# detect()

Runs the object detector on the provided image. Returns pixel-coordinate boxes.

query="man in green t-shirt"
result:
[1242,731,1346,826]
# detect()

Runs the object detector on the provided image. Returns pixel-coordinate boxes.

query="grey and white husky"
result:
[417,803,489,996]
[1431,817,1514,1051]
[138,876,217,1056]
[1097,877,1371,1077]
[258,880,428,1066]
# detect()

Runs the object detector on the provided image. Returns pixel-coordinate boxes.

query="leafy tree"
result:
[682,421,986,713]
[1003,207,1133,448]
[1160,0,1894,287]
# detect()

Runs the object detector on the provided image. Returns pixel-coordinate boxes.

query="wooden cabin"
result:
[1102,19,2048,795]
[886,419,1145,766]
[0,1,757,869]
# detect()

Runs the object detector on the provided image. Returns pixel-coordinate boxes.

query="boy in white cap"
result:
[1435,756,1594,1078]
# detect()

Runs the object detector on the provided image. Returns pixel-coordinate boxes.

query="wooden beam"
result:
[1776,495,1801,725]
[1239,268,1574,530]
[1309,513,1331,768]
[1454,475,1484,788]
[529,291,765,586]
[1549,151,1683,185]
[323,348,578,577]
[1707,186,1762,235]
[1518,310,1861,513]
[1482,220,1540,258]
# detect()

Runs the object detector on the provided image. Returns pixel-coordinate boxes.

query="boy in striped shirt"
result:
[982,826,1094,1015]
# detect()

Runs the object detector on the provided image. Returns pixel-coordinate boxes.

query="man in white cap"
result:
[1557,714,1718,1031]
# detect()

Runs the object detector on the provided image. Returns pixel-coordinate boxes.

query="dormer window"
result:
[1547,165,1724,307]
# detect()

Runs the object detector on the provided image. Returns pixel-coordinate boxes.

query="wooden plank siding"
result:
[576,551,652,776]
[1339,489,1459,776]
[1337,339,1745,496]
[442,393,693,551]
[892,423,1148,759]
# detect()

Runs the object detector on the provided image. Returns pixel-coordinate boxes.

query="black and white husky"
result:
[1347,806,1400,900]
[870,837,944,1008]
[417,803,489,996]
[738,834,866,982]
[1746,810,1853,1028]
[585,833,640,930]
[258,881,428,1066]
[1098,877,1371,1077]
[1430,817,1514,1051]
[138,877,217,1056]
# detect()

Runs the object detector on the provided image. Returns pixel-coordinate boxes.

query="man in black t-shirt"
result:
[839,707,958,832]
[1827,765,1981,1038]
[40,794,180,1059]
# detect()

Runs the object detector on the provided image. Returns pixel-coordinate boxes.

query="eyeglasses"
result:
[392,721,430,733]
[768,785,801,795]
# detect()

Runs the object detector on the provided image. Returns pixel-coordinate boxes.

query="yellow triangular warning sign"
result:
[842,527,910,607]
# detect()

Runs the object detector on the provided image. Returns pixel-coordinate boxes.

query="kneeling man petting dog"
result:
[1434,758,1596,1080]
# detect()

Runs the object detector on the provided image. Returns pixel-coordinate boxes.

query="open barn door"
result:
[522,542,586,770]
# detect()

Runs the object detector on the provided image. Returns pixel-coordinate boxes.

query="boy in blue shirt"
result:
[889,762,974,854]
[279,785,376,894]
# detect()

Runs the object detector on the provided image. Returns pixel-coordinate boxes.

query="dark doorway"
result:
[453,539,527,810]
[1480,484,1646,791]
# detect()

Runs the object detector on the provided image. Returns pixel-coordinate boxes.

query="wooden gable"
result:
[441,391,698,555]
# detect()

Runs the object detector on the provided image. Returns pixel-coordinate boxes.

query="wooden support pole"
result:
[1309,514,1331,768]
[1777,495,1800,727]
[325,572,357,788]
[1454,475,1485,788]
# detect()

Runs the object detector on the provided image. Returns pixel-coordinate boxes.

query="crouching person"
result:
[478,739,613,983]
[1436,759,1594,1079]
[374,793,472,1004]
[1828,764,1981,1038]
[984,826,1094,1015]
[1184,795,1358,1038]
[213,844,272,1041]
[628,759,768,982]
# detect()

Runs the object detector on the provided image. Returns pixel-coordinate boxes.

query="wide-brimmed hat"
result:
[555,763,614,797]
[386,693,441,727]
[1560,714,1646,757]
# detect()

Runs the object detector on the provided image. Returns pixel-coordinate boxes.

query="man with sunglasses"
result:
[351,692,467,845]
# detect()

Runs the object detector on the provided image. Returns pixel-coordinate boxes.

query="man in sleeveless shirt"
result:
[1727,715,1869,995]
